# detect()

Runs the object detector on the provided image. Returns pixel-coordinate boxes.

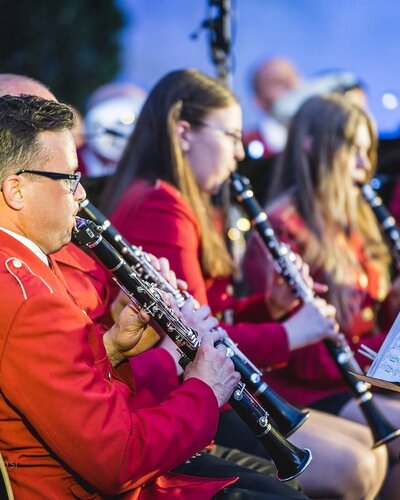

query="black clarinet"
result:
[360,183,400,265]
[79,198,309,437]
[230,171,400,448]
[73,217,312,481]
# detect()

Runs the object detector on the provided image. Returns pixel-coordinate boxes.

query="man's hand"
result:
[103,302,160,366]
[183,335,241,407]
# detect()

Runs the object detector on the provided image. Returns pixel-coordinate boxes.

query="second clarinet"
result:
[230,171,400,448]
[360,183,400,265]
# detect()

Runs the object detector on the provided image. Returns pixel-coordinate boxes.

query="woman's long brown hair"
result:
[267,94,391,328]
[101,69,237,278]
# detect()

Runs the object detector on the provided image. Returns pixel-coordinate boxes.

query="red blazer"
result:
[54,243,188,405]
[0,232,234,499]
[243,199,390,406]
[111,179,290,371]
[54,243,111,323]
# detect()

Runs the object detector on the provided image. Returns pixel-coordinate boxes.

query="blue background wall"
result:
[116,0,400,136]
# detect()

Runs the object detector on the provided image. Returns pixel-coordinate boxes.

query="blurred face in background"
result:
[254,58,301,114]
[334,119,371,191]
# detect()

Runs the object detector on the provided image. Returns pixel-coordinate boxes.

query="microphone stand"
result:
[191,0,233,88]
[193,0,244,265]
[208,0,233,88]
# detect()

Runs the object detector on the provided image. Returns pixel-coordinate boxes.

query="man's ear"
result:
[175,120,192,153]
[1,175,25,210]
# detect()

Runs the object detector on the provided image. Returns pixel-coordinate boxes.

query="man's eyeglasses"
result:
[16,169,82,194]
[192,121,243,145]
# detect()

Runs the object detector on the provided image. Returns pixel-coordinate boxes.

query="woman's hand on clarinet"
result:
[283,298,342,351]
[265,250,328,319]
[110,254,189,321]
[289,251,328,295]
[148,253,189,294]
[180,297,224,341]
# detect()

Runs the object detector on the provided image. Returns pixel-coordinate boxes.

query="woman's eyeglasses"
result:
[192,121,243,145]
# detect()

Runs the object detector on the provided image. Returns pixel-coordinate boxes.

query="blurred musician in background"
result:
[76,82,147,205]
[244,56,301,160]
[79,82,147,178]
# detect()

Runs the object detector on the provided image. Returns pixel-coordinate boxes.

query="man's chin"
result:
[52,235,72,254]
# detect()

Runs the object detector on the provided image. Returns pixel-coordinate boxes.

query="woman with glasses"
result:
[101,69,387,499]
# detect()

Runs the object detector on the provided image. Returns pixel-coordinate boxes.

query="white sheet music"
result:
[367,312,400,382]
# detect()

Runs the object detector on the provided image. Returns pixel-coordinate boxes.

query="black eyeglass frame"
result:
[15,169,82,194]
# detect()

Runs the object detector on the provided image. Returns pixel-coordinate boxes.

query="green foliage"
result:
[0,0,125,110]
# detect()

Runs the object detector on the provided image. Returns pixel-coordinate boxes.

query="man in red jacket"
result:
[0,93,309,499]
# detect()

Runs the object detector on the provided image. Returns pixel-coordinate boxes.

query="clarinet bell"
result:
[226,342,310,437]
[262,386,310,437]
[361,397,400,448]
[259,424,312,481]
[231,390,312,481]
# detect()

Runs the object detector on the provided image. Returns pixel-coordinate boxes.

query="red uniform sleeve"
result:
[1,292,219,495]
[224,321,290,369]
[242,231,275,296]
[234,293,275,323]
[128,347,181,406]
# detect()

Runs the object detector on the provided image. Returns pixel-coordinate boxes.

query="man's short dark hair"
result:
[0,94,75,181]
